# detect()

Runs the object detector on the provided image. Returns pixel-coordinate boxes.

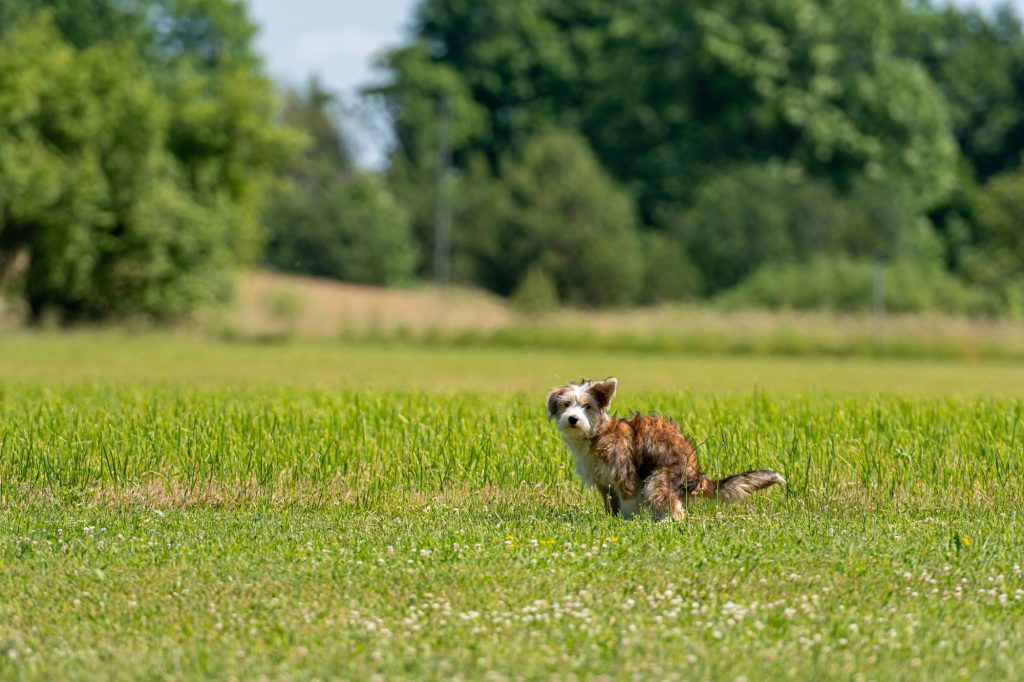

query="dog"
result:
[547,377,784,520]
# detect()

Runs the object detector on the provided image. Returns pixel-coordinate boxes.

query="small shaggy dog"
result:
[547,377,784,520]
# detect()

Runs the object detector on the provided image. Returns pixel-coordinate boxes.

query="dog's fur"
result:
[547,377,784,520]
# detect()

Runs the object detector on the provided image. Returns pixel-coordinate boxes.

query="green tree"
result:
[962,168,1024,311]
[0,11,294,322]
[371,42,490,277]
[719,255,995,315]
[1,0,286,263]
[898,4,1024,182]
[262,81,416,285]
[677,162,950,295]
[676,163,853,293]
[0,0,258,65]
[457,129,643,306]
[894,4,1024,282]
[639,232,702,303]
[0,18,216,319]
[263,173,416,286]
[380,0,960,222]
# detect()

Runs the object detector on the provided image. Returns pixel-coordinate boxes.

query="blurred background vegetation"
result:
[3,0,1024,324]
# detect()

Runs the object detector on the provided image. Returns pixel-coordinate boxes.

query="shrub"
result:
[639,233,702,303]
[718,255,998,315]
[961,169,1024,293]
[262,81,417,286]
[456,129,644,307]
[510,265,559,315]
[263,172,417,286]
[676,163,852,294]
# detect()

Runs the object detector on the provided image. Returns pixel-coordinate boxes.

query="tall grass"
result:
[3,385,1021,510]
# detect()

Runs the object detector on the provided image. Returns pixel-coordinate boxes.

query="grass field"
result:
[2,335,1023,680]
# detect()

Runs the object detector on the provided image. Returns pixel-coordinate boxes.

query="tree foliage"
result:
[456,130,643,306]
[6,0,1024,318]
[0,5,294,321]
[380,0,959,221]
[959,168,1024,314]
[719,255,996,315]
[367,0,1024,313]
[898,4,1024,183]
[263,173,416,286]
[262,82,417,286]
[676,164,850,293]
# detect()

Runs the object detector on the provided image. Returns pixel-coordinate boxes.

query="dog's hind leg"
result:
[643,469,686,521]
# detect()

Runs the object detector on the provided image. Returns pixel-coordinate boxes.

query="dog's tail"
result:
[689,470,785,503]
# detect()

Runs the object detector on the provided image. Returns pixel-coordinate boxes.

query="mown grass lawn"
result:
[1,336,1023,680]
[5,502,1022,681]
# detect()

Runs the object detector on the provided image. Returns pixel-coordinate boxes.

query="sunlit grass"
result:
[4,333,1024,395]
[2,386,1023,507]
[1,338,1023,679]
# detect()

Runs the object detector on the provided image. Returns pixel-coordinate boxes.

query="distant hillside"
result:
[228,271,515,339]
[226,271,1024,361]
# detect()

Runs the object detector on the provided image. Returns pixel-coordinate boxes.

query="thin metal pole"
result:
[873,251,885,317]
[434,94,452,286]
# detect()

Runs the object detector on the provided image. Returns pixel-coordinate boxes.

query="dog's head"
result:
[546,377,617,439]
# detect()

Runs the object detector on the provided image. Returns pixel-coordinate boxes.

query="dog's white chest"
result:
[563,436,613,489]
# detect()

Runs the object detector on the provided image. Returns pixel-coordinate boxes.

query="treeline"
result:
[352,0,1024,315]
[3,1,1024,322]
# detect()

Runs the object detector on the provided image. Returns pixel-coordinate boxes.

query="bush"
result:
[676,163,853,294]
[718,255,998,315]
[843,178,945,265]
[262,82,417,286]
[674,164,951,297]
[510,265,559,315]
[961,169,1024,293]
[456,129,644,307]
[263,172,417,286]
[0,19,221,321]
[639,233,702,303]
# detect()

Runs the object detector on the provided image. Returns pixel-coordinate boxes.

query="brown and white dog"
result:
[547,377,784,520]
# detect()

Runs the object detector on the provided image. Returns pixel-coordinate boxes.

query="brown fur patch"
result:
[546,386,571,420]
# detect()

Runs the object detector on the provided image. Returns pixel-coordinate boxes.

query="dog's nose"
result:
[568,415,578,426]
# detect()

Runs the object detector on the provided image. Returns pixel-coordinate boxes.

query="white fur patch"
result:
[619,497,641,520]
[554,384,603,440]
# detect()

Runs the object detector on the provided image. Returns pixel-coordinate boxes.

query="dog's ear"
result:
[590,377,617,410]
[546,387,568,420]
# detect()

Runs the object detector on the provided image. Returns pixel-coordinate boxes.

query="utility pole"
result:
[434,93,452,287]
[873,250,886,317]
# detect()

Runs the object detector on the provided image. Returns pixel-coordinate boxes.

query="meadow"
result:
[1,334,1023,680]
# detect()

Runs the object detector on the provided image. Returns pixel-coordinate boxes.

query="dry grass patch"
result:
[227,271,1024,360]
[230,270,513,338]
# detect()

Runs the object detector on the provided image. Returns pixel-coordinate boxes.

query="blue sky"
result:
[249,0,417,94]
[246,0,1024,165]
[248,0,419,164]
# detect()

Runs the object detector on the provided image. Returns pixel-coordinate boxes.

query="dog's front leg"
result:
[598,485,620,516]
[610,463,641,520]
